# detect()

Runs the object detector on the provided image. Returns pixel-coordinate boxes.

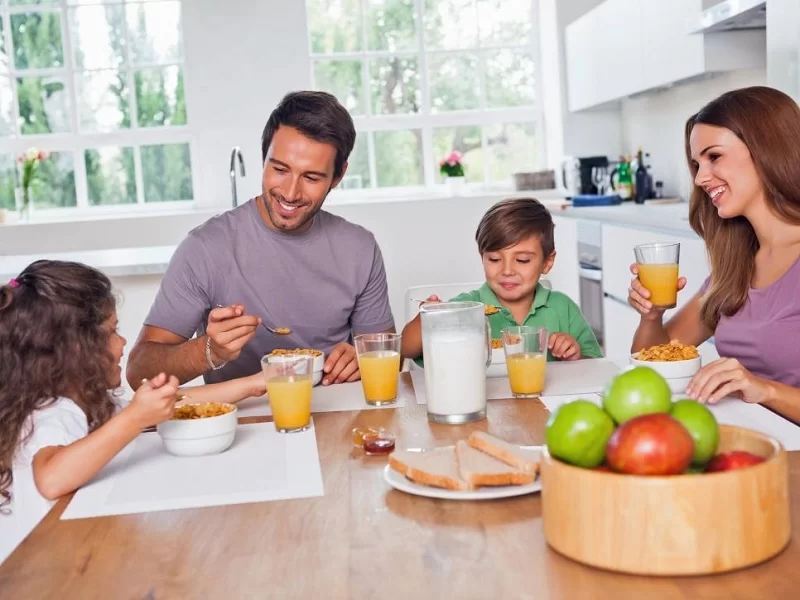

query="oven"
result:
[577,221,604,349]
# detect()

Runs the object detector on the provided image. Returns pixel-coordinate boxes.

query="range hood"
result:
[693,0,766,33]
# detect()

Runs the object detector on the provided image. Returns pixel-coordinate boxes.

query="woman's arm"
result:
[762,382,800,425]
[632,291,713,351]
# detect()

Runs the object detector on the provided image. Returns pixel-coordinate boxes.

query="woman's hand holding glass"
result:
[627,263,687,321]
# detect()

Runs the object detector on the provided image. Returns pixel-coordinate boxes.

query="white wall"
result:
[619,69,767,199]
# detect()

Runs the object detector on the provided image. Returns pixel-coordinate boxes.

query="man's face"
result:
[261,125,346,233]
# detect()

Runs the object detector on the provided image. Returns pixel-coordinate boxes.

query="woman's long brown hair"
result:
[686,86,800,330]
[0,260,118,511]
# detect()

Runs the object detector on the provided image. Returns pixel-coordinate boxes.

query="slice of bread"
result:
[467,431,541,475]
[389,447,470,491]
[456,440,535,488]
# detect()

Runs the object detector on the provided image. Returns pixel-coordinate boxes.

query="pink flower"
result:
[16,154,24,164]
[37,150,48,161]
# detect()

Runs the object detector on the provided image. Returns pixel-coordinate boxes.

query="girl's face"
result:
[104,311,126,388]
[689,123,766,220]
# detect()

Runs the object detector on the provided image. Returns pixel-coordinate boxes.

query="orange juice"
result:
[358,350,401,404]
[638,263,679,308]
[506,352,546,396]
[267,375,312,431]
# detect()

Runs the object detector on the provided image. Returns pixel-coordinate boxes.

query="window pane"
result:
[307,0,362,54]
[374,130,421,187]
[484,50,535,108]
[313,59,363,115]
[77,70,130,131]
[28,152,77,209]
[11,12,64,70]
[16,76,70,134]
[424,0,477,50]
[141,142,192,202]
[85,146,136,205]
[366,0,416,52]
[477,0,531,46]
[0,76,14,136]
[485,122,537,183]
[433,125,481,182]
[0,18,9,75]
[340,134,370,189]
[135,66,186,127]
[127,1,183,64]
[369,57,420,115]
[70,5,126,70]
[428,53,479,112]
[0,154,16,210]
[10,1,59,5]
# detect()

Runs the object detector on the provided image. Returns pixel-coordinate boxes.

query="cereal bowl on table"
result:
[540,425,791,575]
[630,340,700,393]
[267,348,325,385]
[156,403,238,457]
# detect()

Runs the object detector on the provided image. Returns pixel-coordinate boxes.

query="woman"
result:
[628,86,800,424]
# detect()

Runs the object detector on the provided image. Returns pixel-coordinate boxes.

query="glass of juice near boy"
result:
[634,242,681,309]
[501,326,549,398]
[354,333,402,406]
[261,353,314,433]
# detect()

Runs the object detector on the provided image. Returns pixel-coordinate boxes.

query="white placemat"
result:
[411,359,620,405]
[233,379,411,418]
[61,423,323,519]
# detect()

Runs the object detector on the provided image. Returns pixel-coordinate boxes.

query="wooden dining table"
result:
[1,374,799,599]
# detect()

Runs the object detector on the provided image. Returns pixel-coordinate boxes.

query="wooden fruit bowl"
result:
[540,425,791,575]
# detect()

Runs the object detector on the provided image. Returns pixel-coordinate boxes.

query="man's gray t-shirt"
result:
[145,199,395,383]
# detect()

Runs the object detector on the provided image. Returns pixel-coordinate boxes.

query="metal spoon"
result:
[215,304,291,336]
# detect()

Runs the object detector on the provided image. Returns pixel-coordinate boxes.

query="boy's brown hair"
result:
[475,197,555,256]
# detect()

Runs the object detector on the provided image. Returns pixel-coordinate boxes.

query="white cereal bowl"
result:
[629,354,701,394]
[156,405,238,457]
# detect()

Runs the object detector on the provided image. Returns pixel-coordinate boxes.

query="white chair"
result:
[403,281,484,325]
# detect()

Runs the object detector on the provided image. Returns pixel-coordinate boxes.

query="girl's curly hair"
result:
[0,260,118,511]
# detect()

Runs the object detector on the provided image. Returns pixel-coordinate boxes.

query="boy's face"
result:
[482,235,555,304]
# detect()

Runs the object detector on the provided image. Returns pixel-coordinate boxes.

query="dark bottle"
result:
[634,147,651,204]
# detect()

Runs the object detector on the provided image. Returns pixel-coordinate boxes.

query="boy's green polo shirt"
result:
[450,282,603,361]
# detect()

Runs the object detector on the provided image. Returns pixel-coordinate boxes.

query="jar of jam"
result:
[351,427,395,455]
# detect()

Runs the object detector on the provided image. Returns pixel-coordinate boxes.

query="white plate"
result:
[382,449,543,500]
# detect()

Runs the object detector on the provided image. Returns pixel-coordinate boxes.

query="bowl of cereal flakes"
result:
[156,402,238,457]
[630,340,701,393]
[266,348,325,385]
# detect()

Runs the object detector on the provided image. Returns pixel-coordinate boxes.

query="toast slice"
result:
[467,431,541,475]
[456,440,535,488]
[389,447,470,491]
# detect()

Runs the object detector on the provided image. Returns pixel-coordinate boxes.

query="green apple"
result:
[546,399,616,468]
[603,366,672,424]
[670,398,720,465]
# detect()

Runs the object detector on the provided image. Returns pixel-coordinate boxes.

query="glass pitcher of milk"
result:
[420,301,491,424]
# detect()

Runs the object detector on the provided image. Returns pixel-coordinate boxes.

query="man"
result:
[126,91,395,387]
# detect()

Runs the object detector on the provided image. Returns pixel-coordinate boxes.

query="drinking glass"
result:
[354,333,402,406]
[502,326,549,398]
[261,353,313,433]
[634,242,681,309]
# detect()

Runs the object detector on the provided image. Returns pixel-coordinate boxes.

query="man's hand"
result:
[322,342,360,385]
[206,304,260,363]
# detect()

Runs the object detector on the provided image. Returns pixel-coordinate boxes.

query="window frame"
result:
[307,0,546,198]
[0,0,195,217]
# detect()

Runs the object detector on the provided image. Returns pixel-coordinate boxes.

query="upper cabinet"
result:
[565,0,767,112]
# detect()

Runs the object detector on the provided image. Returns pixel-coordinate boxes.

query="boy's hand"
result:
[127,372,180,429]
[418,295,441,307]
[549,333,581,361]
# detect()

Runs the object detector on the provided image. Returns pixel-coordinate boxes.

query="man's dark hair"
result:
[475,197,555,256]
[261,91,356,180]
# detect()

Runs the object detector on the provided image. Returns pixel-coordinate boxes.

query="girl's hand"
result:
[548,333,581,361]
[627,263,687,321]
[243,371,267,397]
[686,358,771,404]
[127,372,180,428]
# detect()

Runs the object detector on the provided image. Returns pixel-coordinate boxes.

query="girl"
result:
[628,86,800,424]
[0,260,266,523]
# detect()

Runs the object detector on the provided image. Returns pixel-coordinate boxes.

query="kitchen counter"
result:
[559,201,696,236]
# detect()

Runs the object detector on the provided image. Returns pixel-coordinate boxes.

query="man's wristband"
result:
[205,336,228,371]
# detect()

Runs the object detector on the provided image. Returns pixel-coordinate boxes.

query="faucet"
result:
[229,146,246,208]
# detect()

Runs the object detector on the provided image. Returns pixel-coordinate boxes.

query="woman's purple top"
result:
[701,257,800,387]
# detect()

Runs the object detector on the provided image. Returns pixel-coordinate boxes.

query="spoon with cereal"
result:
[215,304,291,335]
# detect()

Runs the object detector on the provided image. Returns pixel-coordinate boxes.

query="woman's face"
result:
[104,311,126,388]
[689,123,765,219]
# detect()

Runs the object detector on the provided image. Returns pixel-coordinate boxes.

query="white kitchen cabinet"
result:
[603,293,641,359]
[549,215,580,305]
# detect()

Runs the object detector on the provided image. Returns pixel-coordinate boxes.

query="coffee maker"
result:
[578,156,609,195]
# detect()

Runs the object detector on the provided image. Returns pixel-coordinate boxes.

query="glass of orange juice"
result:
[354,333,402,406]
[502,326,549,398]
[261,353,313,433]
[634,242,681,309]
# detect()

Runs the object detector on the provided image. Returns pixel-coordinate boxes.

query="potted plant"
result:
[17,147,48,220]
[439,150,466,195]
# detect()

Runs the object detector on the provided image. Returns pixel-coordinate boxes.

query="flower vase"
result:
[15,187,33,222]
[446,176,466,196]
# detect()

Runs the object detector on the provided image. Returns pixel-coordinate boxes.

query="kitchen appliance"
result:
[561,156,610,196]
[560,157,581,195]
[692,0,766,34]
[577,221,604,349]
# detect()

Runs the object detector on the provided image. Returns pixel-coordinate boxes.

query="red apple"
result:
[705,451,765,472]
[606,413,694,475]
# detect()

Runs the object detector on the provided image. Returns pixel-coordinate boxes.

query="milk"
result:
[423,331,487,417]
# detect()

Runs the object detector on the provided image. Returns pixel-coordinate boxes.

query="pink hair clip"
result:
[8,278,19,288]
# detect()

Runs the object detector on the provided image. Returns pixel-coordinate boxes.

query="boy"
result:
[401,197,603,361]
